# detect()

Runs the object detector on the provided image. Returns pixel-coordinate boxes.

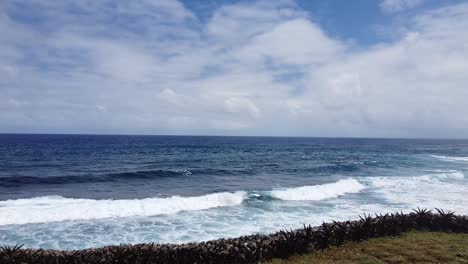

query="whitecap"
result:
[269,178,365,201]
[365,171,467,213]
[431,155,468,162]
[0,191,246,226]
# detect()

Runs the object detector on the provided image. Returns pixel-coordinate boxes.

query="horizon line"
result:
[0,132,467,141]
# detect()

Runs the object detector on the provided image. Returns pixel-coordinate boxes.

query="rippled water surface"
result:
[0,134,467,249]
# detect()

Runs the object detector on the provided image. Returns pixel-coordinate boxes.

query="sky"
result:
[1,0,468,138]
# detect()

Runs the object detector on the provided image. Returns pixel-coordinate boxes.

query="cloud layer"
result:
[1,0,467,138]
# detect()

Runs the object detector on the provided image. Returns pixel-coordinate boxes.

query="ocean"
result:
[0,134,467,250]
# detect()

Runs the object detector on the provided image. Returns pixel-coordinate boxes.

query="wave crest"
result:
[0,191,246,226]
[425,170,465,180]
[431,155,468,162]
[368,171,464,189]
[0,178,369,225]
[0,169,255,187]
[269,178,365,201]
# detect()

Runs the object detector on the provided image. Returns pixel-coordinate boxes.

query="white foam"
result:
[1,173,467,250]
[431,155,468,162]
[429,170,465,179]
[369,171,464,188]
[269,178,365,201]
[365,171,467,213]
[0,192,246,226]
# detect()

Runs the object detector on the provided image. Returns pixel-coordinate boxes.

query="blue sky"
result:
[182,0,464,44]
[1,0,468,137]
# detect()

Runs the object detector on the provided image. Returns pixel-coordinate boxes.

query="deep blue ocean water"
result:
[0,134,467,249]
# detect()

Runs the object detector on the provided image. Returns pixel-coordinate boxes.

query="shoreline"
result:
[1,209,467,263]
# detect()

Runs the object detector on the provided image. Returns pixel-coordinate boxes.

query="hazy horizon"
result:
[2,132,468,140]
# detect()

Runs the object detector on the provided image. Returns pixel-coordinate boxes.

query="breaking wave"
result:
[431,155,468,162]
[365,170,466,213]
[0,172,462,226]
[0,178,367,226]
[422,170,465,180]
[0,191,246,226]
[368,170,464,188]
[269,178,365,201]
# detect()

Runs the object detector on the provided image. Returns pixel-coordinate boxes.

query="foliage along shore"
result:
[1,208,467,264]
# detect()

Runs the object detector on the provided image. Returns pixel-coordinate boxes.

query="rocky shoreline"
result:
[1,208,467,264]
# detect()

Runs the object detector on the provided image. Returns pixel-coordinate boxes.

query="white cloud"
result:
[205,0,303,43]
[224,97,261,119]
[380,0,426,13]
[1,0,468,137]
[236,19,343,65]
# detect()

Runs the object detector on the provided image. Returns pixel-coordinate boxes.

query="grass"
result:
[269,231,468,264]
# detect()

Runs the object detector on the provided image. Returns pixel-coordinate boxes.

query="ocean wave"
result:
[269,178,365,201]
[2,173,459,226]
[431,155,468,162]
[0,169,236,188]
[0,169,254,187]
[423,170,465,180]
[0,191,246,226]
[312,163,362,173]
[285,163,364,175]
[365,171,467,212]
[368,170,464,188]
[0,178,367,225]
[0,170,190,187]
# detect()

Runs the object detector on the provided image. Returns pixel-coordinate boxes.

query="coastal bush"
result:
[1,208,467,264]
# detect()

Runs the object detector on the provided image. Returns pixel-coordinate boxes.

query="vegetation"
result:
[270,231,468,263]
[0,208,467,263]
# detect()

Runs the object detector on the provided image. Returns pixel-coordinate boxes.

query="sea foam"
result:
[425,170,465,180]
[431,155,468,162]
[0,191,246,226]
[365,170,467,214]
[0,179,367,226]
[269,178,365,201]
[0,174,466,249]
